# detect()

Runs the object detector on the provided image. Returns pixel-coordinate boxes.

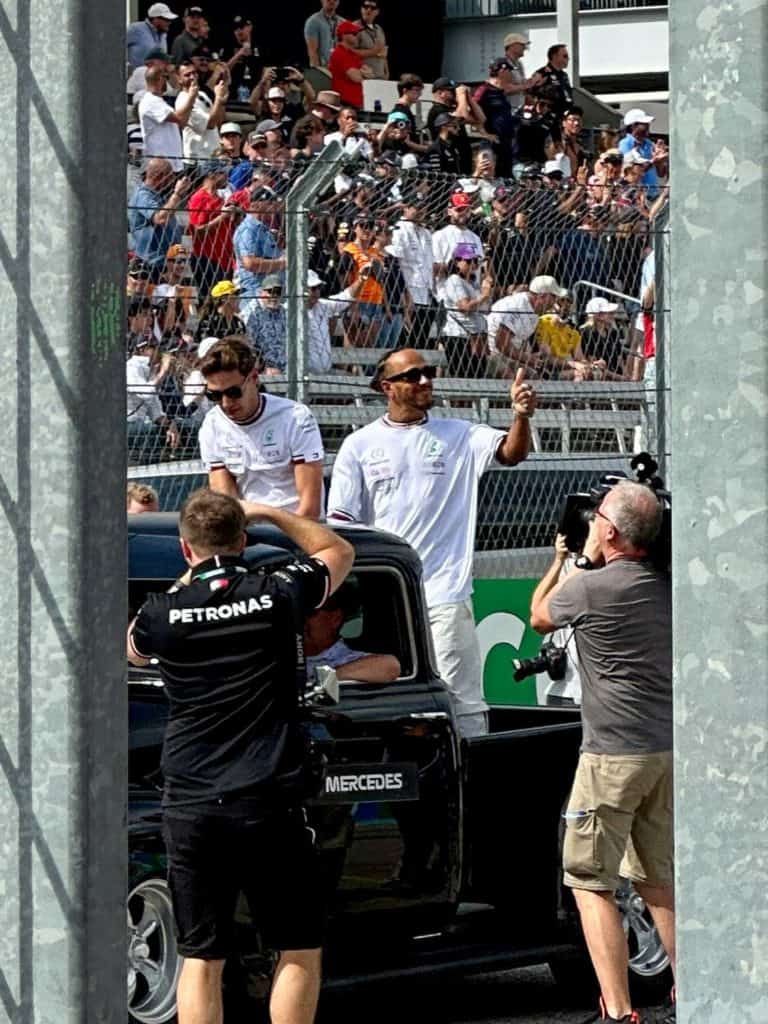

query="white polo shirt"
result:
[198,394,324,511]
[327,415,504,607]
[486,292,539,354]
[138,92,183,171]
[176,89,219,159]
[389,219,434,306]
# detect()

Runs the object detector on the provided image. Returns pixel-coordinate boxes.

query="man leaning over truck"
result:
[530,481,675,1024]
[327,347,536,738]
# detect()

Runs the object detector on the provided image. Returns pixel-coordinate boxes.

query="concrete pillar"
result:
[669,0,768,1021]
[0,0,127,1020]
[556,0,579,88]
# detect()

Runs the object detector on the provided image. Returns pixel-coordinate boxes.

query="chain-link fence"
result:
[126,150,669,548]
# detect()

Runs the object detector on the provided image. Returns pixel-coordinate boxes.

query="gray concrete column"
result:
[669,1,768,1021]
[0,0,127,1021]
[556,0,579,87]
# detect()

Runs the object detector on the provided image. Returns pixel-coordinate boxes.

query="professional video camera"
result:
[558,452,671,572]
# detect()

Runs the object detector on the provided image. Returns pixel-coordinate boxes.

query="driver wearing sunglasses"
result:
[327,348,537,739]
[198,336,325,519]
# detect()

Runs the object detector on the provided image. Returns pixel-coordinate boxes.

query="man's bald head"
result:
[145,157,173,189]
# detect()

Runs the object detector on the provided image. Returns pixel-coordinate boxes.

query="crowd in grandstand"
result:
[126,2,668,461]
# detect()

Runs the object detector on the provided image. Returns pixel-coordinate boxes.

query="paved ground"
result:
[318,963,671,1024]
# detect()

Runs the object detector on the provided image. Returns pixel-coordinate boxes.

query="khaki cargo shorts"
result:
[563,750,674,892]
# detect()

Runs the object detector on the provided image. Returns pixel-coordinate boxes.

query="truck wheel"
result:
[128,876,182,1024]
[549,879,672,1006]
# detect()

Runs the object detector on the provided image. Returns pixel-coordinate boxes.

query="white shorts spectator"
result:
[428,598,488,737]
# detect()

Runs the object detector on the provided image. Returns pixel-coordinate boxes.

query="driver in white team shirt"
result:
[327,348,537,736]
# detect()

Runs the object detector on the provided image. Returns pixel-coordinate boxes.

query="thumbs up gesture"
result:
[511,367,536,418]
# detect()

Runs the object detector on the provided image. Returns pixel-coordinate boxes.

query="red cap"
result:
[450,191,472,209]
[337,19,363,37]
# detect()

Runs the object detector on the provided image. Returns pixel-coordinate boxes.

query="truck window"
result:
[337,567,416,681]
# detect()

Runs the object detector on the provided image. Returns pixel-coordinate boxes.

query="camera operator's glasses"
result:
[594,507,616,528]
[384,365,437,385]
[204,375,250,403]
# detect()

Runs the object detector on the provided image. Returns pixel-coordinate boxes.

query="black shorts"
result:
[162,803,324,959]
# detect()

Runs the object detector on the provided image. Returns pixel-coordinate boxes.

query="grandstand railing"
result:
[445,0,666,17]
[126,150,669,548]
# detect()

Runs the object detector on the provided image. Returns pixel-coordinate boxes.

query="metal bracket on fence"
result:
[284,141,347,404]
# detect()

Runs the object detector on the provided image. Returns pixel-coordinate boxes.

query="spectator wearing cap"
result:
[329,20,372,110]
[308,90,340,131]
[422,113,463,176]
[502,33,543,113]
[170,5,206,64]
[188,159,239,293]
[561,106,591,177]
[339,217,386,348]
[218,15,263,103]
[533,44,573,136]
[377,110,413,159]
[127,256,155,299]
[538,205,612,293]
[138,66,195,171]
[354,1,388,80]
[233,186,286,321]
[473,58,519,177]
[432,191,483,304]
[305,0,341,71]
[250,120,289,162]
[486,275,567,378]
[619,109,667,199]
[251,66,315,126]
[388,188,434,346]
[441,242,493,378]
[246,275,288,373]
[127,3,178,71]
[511,89,559,177]
[127,47,175,103]
[587,148,623,206]
[306,269,365,372]
[129,159,189,277]
[126,330,180,463]
[195,280,247,342]
[579,296,628,380]
[427,78,485,176]
[127,296,156,355]
[218,122,243,161]
[175,58,228,159]
[473,185,531,291]
[153,243,197,337]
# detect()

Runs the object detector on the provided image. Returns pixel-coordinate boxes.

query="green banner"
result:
[472,578,544,707]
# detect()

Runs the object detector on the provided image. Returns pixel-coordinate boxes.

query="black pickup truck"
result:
[126,513,670,1024]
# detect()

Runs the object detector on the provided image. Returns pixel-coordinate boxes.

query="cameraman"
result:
[127,490,354,1024]
[530,480,674,1024]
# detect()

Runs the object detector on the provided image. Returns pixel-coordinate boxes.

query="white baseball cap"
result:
[197,337,220,359]
[529,275,568,298]
[267,87,286,100]
[220,121,242,135]
[307,270,323,288]
[542,159,565,177]
[503,33,529,47]
[586,296,619,315]
[623,107,654,127]
[147,3,178,19]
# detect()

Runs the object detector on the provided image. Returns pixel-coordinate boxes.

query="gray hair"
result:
[607,480,662,550]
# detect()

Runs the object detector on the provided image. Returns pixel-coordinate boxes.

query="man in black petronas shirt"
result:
[128,489,353,1024]
[530,481,675,1024]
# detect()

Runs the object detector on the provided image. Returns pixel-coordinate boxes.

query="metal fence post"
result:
[0,0,126,1020]
[653,204,670,480]
[284,142,346,404]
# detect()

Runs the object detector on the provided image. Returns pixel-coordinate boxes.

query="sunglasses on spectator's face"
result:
[264,287,282,295]
[204,375,251,402]
[384,364,437,385]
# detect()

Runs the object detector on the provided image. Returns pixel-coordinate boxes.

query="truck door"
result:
[306,564,461,938]
[461,716,582,942]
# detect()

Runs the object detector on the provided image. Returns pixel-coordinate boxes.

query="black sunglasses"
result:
[204,374,250,403]
[384,364,437,385]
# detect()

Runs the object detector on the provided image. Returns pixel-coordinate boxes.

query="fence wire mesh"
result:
[126,152,669,548]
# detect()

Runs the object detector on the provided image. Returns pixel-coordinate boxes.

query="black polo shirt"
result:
[131,553,330,810]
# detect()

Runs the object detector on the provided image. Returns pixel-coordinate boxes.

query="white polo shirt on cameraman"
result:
[328,414,505,730]
[198,394,324,511]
